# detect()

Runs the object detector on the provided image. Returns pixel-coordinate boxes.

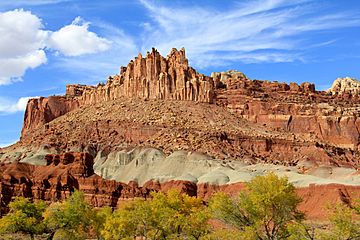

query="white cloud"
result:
[0,10,113,85]
[0,9,48,85]
[51,20,138,85]
[139,0,360,68]
[48,17,112,56]
[0,96,38,114]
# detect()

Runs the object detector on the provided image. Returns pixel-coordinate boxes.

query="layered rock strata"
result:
[2,47,359,221]
[215,71,360,151]
[21,96,79,136]
[14,97,360,168]
[0,151,359,220]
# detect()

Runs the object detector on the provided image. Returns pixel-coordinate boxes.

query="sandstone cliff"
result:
[75,48,214,104]
[21,49,360,153]
[21,96,79,136]
[215,70,360,151]
[18,48,360,162]
[21,48,215,137]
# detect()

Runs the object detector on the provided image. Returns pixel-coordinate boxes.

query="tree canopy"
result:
[209,173,304,240]
[102,189,210,240]
[43,190,94,240]
[0,196,46,239]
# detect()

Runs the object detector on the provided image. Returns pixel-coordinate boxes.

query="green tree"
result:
[286,221,317,240]
[91,206,113,240]
[43,190,94,240]
[102,189,210,239]
[101,199,149,240]
[209,173,303,240]
[0,196,46,239]
[320,201,360,240]
[202,229,253,240]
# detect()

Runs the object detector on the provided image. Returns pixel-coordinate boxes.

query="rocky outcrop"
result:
[21,96,79,136]
[65,84,95,97]
[5,47,360,222]
[16,96,360,168]
[328,77,360,96]
[0,151,207,208]
[21,48,360,151]
[76,48,215,104]
[211,70,249,89]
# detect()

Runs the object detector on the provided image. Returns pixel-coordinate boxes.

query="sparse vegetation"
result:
[0,173,358,240]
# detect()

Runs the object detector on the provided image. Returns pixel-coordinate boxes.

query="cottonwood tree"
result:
[209,173,304,240]
[91,206,113,240]
[0,196,46,239]
[43,190,94,240]
[320,201,360,240]
[102,189,210,240]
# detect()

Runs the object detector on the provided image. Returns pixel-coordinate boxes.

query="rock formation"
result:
[77,48,214,104]
[328,77,360,96]
[215,71,360,150]
[15,48,360,166]
[21,48,360,152]
[21,96,79,136]
[21,48,215,137]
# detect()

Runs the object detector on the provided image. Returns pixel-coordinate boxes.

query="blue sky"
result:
[0,0,360,147]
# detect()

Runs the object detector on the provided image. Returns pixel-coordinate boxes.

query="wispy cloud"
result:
[139,0,360,68]
[0,0,70,7]
[1,0,360,86]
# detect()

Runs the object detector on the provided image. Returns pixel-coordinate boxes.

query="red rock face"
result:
[0,152,198,210]
[21,96,79,137]
[76,48,214,105]
[6,47,360,222]
[215,75,360,150]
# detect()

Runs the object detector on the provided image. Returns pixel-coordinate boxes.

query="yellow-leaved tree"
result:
[0,196,46,240]
[209,173,304,240]
[43,190,94,240]
[101,189,210,240]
